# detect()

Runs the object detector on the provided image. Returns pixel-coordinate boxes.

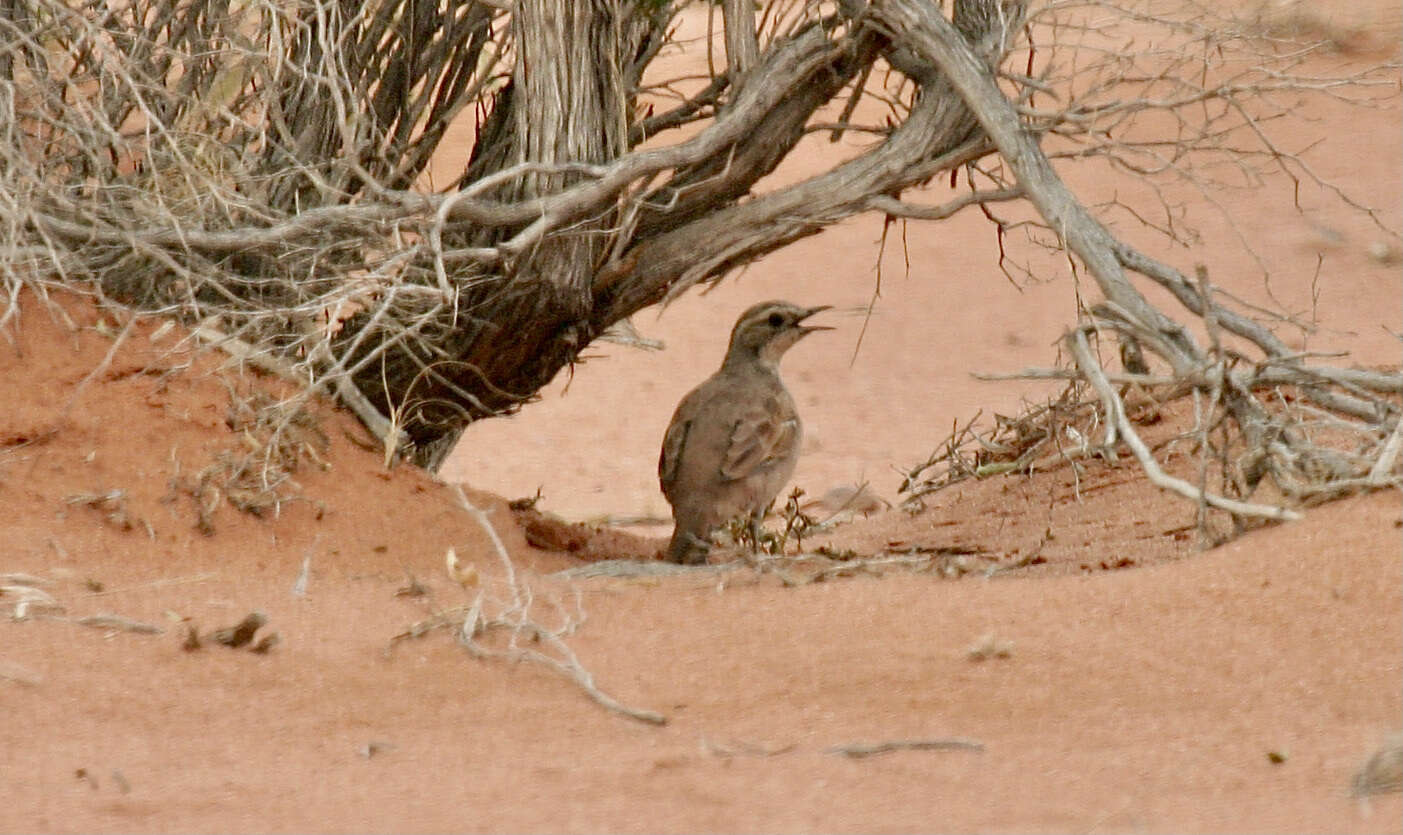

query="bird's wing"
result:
[721,401,797,482]
[659,414,690,502]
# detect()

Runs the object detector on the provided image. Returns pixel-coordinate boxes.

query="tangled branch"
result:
[884,0,1399,531]
[0,0,1395,511]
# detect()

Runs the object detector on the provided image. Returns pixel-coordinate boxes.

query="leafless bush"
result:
[0,0,1396,528]
[902,269,1400,540]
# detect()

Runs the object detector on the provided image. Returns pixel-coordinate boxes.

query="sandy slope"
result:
[0,290,1397,832]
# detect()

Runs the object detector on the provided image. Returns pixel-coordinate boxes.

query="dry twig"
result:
[393,487,667,726]
[827,738,985,758]
[1067,327,1302,522]
[72,614,164,635]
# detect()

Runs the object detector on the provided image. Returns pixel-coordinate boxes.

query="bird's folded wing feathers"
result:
[659,416,689,499]
[721,403,797,481]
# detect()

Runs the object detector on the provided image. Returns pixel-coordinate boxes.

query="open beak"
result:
[797,305,834,334]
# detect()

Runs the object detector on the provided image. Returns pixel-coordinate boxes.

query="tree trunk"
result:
[336,0,641,469]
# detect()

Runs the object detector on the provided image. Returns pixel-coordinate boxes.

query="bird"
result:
[658,300,832,564]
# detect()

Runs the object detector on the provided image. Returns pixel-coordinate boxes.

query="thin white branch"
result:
[1068,327,1301,522]
[447,485,665,725]
[867,186,1024,220]
[1368,419,1403,486]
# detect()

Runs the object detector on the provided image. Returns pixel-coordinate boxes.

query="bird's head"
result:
[723,300,832,370]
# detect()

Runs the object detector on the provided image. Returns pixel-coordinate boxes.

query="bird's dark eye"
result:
[767,312,785,328]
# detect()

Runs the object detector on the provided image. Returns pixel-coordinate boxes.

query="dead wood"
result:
[0,0,1395,525]
[827,738,985,757]
[391,486,666,726]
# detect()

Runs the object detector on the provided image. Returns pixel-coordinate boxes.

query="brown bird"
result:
[658,300,832,564]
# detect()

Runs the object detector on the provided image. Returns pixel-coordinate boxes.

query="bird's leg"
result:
[737,520,765,571]
[747,511,774,560]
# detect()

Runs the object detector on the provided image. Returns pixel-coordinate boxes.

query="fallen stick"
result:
[447,486,667,726]
[554,559,729,579]
[73,614,164,634]
[827,738,985,758]
[83,571,218,598]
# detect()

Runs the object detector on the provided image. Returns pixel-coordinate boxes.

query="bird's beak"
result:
[797,305,834,333]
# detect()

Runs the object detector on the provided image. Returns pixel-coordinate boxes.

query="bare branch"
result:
[868,187,1024,221]
[1067,327,1301,522]
[2,0,1393,514]
[444,486,666,726]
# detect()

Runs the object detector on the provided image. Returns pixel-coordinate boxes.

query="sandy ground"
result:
[3,4,1402,832]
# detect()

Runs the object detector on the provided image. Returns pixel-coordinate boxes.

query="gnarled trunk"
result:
[337,1,1022,469]
[336,0,644,468]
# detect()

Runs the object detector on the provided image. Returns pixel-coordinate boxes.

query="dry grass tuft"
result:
[171,386,329,534]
